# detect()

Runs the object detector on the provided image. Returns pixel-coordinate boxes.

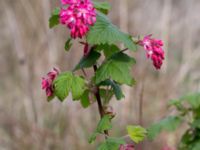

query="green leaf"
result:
[47,94,55,102]
[95,44,120,58]
[80,90,90,108]
[127,125,147,144]
[54,72,73,101]
[65,38,72,51]
[49,7,60,29]
[89,115,112,143]
[73,50,101,71]
[182,93,200,109]
[95,52,136,86]
[147,116,182,140]
[99,89,114,104]
[71,76,86,100]
[53,72,86,101]
[100,79,124,100]
[97,137,125,150]
[87,12,137,51]
[93,1,111,14]
[88,132,98,144]
[103,44,120,58]
[96,115,112,133]
[53,7,60,15]
[191,119,200,128]
[192,140,200,150]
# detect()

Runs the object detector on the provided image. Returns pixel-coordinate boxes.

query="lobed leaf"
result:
[87,12,137,51]
[95,52,136,86]
[127,125,147,144]
[53,72,86,101]
[89,115,112,144]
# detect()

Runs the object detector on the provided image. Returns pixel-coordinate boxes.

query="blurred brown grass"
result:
[0,0,200,149]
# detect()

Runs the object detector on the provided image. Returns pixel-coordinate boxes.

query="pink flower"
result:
[59,0,96,39]
[119,144,135,150]
[139,35,165,70]
[42,68,59,97]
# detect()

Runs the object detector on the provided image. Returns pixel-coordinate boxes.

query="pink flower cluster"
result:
[60,0,96,38]
[42,68,59,97]
[139,35,165,69]
[119,144,135,150]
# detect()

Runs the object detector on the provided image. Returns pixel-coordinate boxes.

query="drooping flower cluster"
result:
[119,144,135,150]
[139,35,165,69]
[59,0,96,38]
[42,68,59,97]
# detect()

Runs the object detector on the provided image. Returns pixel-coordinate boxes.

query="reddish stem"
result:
[93,64,109,137]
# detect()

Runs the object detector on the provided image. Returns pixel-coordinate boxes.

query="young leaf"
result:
[87,12,137,51]
[95,52,136,86]
[80,90,90,108]
[47,94,55,102]
[99,89,114,104]
[73,50,101,71]
[49,8,60,28]
[53,7,60,15]
[97,137,125,150]
[96,115,112,133]
[53,72,86,101]
[65,38,72,51]
[147,116,182,140]
[100,79,124,100]
[127,125,147,144]
[93,1,111,14]
[89,115,112,143]
[88,132,98,144]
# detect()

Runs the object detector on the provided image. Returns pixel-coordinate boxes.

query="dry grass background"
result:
[0,0,200,149]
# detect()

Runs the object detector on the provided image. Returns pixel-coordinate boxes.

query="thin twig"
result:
[120,48,129,53]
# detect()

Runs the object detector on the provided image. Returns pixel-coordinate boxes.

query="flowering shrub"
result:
[44,0,165,149]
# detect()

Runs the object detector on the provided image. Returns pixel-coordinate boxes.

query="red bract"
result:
[59,0,96,38]
[139,35,165,69]
[42,68,59,97]
[119,144,135,150]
